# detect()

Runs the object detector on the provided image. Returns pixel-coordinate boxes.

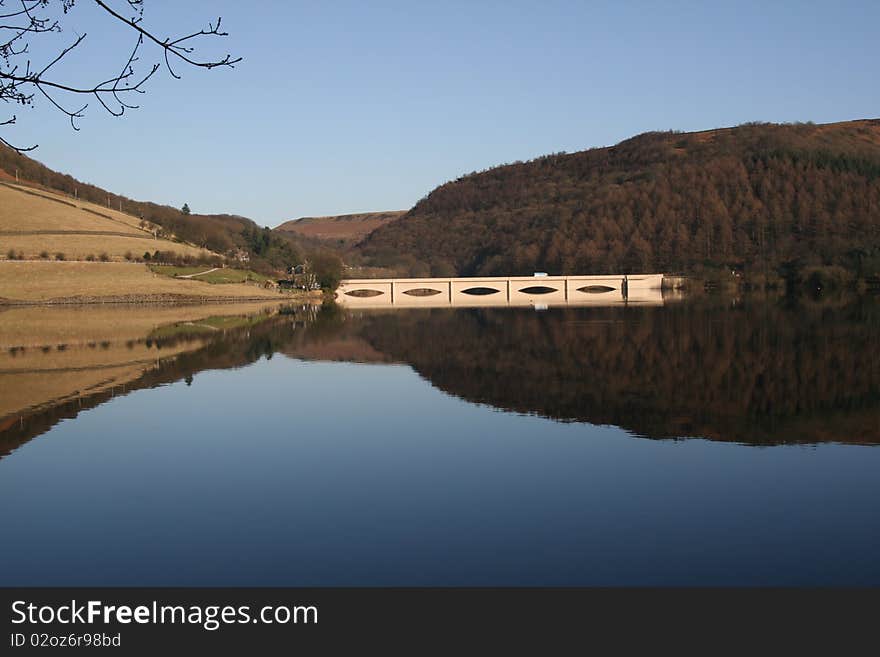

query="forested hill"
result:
[357,119,880,283]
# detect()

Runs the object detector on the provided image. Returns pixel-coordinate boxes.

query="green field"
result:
[149,265,271,284]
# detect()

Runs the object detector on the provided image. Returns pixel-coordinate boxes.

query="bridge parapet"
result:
[337,274,664,307]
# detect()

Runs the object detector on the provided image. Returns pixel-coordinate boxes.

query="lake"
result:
[1,294,879,585]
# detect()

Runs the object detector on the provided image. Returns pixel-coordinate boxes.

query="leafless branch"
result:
[0,113,37,150]
[0,0,240,151]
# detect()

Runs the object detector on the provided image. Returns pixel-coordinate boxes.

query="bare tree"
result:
[0,0,240,150]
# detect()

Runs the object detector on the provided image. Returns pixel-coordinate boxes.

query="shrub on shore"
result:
[146,250,224,268]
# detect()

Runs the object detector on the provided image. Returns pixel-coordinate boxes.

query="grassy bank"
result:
[0,262,293,304]
[0,302,289,347]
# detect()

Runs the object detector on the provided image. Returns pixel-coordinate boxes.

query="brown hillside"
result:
[276,211,405,244]
[357,119,880,283]
[0,182,212,262]
[0,144,303,274]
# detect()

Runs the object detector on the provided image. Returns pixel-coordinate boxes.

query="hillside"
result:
[357,119,880,285]
[0,181,287,303]
[276,211,405,246]
[0,145,302,275]
[0,181,210,262]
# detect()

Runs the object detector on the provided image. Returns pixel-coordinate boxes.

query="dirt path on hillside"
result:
[177,267,220,279]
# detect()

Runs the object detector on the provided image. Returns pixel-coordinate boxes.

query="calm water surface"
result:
[1,296,878,585]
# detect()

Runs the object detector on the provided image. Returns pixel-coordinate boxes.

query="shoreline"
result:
[0,292,323,307]
[0,261,324,306]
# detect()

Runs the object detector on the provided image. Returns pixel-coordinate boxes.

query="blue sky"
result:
[5,0,879,226]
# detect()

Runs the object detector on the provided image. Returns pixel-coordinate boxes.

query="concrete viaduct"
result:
[336,274,665,307]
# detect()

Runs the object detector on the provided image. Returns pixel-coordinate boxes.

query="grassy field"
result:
[3,234,210,262]
[0,262,282,303]
[0,182,146,231]
[149,265,271,284]
[0,183,212,261]
[0,302,285,347]
[0,185,144,235]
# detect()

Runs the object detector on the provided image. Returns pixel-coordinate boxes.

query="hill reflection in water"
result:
[1,295,878,456]
[337,298,880,445]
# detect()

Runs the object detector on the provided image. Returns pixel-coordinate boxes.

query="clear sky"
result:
[5,0,879,227]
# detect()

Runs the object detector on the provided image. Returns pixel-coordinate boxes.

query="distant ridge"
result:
[276,211,405,245]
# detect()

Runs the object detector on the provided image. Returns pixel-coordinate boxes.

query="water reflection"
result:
[1,295,879,456]
[340,297,880,445]
[0,302,311,457]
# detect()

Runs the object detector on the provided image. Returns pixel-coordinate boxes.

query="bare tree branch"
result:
[0,0,239,151]
[94,0,240,73]
[0,114,37,150]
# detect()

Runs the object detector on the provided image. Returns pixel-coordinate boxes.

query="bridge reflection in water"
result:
[336,274,665,307]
